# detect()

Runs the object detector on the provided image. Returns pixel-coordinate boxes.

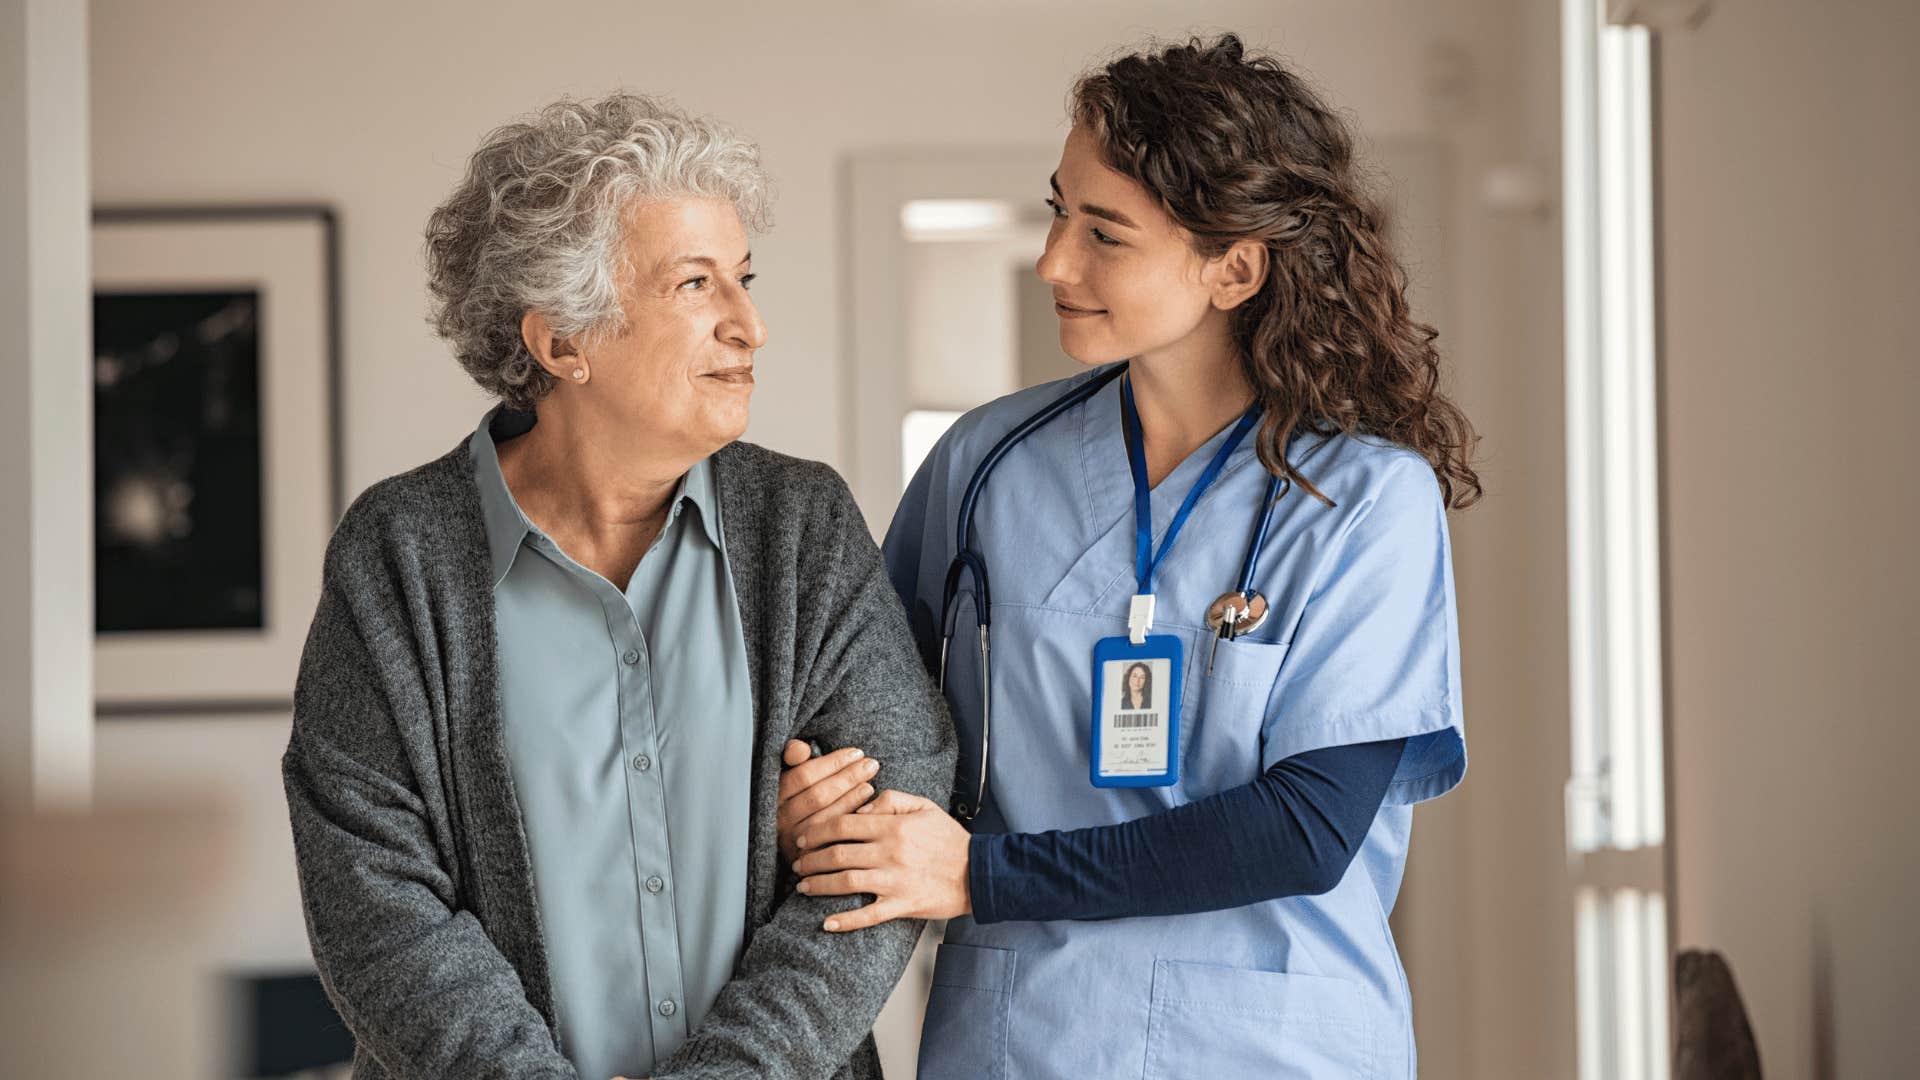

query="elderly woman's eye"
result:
[680,275,709,291]
[739,273,757,290]
[1044,197,1065,218]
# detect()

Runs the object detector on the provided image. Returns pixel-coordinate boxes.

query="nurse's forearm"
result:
[967,737,1406,923]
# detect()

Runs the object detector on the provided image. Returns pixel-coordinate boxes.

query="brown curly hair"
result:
[1072,34,1482,509]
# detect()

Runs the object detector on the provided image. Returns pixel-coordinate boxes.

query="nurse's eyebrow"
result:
[1050,172,1141,231]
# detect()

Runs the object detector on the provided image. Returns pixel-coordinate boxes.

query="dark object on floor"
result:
[234,971,353,1078]
[1674,949,1763,1080]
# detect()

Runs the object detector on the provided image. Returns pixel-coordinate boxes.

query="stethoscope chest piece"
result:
[1205,589,1270,676]
[1205,590,1270,638]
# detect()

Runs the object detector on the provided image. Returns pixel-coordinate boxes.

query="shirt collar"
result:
[468,406,724,589]
[469,407,534,588]
[676,451,725,550]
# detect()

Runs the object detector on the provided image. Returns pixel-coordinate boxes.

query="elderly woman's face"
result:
[583,197,766,455]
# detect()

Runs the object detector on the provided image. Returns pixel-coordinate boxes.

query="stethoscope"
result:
[937,362,1289,822]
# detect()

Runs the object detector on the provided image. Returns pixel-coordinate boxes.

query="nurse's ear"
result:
[1204,237,1270,312]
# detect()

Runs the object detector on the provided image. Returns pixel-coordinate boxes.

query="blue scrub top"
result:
[883,366,1466,1080]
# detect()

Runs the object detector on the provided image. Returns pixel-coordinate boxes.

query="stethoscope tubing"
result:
[1239,471,1287,596]
[938,361,1281,821]
[940,365,1126,818]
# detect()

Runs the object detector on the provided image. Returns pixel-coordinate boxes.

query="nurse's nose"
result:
[1035,224,1076,287]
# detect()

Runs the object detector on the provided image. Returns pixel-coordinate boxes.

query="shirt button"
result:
[631,754,652,772]
[657,999,677,1018]
[621,648,640,666]
[646,875,665,894]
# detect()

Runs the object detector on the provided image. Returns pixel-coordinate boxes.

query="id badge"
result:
[1089,633,1183,788]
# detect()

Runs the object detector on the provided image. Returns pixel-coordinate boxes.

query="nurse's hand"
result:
[777,740,880,865]
[791,790,972,931]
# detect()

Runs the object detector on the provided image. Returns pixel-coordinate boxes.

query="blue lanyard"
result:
[1120,374,1262,599]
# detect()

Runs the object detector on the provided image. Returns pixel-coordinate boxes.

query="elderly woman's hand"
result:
[776,740,880,865]
[791,790,972,931]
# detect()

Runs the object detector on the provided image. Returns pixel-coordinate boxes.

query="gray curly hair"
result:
[425,92,774,409]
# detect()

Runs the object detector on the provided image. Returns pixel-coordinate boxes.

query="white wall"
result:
[1659,3,1920,1076]
[92,714,312,970]
[87,1,1570,1076]
[90,0,1491,492]
[1,0,93,810]
[904,235,1032,409]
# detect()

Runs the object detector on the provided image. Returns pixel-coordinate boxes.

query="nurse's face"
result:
[1128,667,1146,693]
[1034,127,1222,366]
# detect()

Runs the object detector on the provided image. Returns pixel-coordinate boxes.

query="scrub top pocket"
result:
[917,943,1016,1080]
[1184,635,1288,791]
[1142,959,1379,1080]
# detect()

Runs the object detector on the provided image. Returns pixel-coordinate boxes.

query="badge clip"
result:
[1127,593,1155,645]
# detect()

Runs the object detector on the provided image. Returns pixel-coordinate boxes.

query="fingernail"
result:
[824,919,840,931]
[796,835,808,849]
[849,749,864,760]
[864,759,880,774]
[797,879,812,893]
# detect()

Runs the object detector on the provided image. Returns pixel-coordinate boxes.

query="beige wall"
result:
[86,1,1571,1076]
[1659,3,1920,1077]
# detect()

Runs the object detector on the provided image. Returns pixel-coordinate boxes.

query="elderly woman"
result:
[282,93,955,1080]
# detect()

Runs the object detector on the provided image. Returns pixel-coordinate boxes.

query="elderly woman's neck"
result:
[495,407,704,582]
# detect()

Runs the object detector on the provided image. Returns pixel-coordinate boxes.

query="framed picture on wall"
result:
[91,206,341,716]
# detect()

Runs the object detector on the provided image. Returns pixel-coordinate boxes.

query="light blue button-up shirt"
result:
[470,408,753,1080]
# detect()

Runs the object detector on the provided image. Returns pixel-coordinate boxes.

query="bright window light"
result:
[902,410,963,492]
[1563,0,1665,861]
[900,200,1016,241]
[1576,887,1670,1080]
[1564,0,1670,1074]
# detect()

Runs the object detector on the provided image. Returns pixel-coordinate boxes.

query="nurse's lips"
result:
[1053,297,1106,319]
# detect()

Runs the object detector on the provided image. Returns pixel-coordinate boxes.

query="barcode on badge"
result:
[1113,712,1160,729]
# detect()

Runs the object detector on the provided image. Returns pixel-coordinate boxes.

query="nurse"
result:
[780,34,1478,1078]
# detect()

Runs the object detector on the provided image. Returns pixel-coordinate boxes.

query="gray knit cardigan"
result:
[282,435,958,1080]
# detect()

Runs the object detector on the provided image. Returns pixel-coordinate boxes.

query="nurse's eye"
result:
[679,275,709,292]
[1090,227,1121,247]
[1044,197,1066,219]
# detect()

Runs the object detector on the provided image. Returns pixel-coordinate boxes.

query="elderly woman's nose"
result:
[723,294,768,350]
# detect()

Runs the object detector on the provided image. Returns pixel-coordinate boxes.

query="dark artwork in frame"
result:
[93,290,266,634]
[91,205,339,716]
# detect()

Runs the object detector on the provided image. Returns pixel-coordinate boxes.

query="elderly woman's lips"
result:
[704,369,755,384]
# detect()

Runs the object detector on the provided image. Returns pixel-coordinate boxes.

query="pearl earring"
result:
[571,368,587,381]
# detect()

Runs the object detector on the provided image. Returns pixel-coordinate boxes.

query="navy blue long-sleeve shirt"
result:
[968,737,1406,923]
